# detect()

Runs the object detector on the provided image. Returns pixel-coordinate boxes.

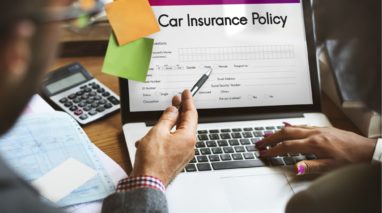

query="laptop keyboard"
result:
[183,126,316,172]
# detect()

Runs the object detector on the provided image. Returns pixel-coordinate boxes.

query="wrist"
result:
[130,169,169,186]
[117,176,166,193]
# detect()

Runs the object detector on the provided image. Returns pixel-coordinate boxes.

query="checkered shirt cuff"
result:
[116,176,166,193]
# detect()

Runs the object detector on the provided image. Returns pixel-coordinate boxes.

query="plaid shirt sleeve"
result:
[116,176,166,193]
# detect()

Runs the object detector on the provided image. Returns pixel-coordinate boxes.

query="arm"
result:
[256,125,378,174]
[102,188,168,213]
[102,90,198,213]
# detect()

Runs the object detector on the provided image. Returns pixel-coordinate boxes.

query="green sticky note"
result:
[102,34,154,82]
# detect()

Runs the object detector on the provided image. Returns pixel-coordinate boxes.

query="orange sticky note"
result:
[79,0,96,11]
[105,0,160,45]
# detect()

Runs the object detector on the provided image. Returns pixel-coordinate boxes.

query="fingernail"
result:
[263,133,272,137]
[296,164,306,175]
[167,106,178,113]
[283,122,292,127]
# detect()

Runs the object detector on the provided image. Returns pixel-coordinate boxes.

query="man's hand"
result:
[256,126,378,175]
[130,90,198,186]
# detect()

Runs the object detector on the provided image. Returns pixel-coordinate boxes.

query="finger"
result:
[176,90,198,133]
[172,95,181,108]
[256,127,312,149]
[260,139,313,157]
[291,125,317,129]
[295,159,336,175]
[156,106,179,132]
[282,122,318,130]
[135,139,143,148]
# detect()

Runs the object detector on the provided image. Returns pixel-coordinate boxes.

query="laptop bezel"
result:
[120,0,320,124]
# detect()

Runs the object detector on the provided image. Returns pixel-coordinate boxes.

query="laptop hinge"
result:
[145,112,304,126]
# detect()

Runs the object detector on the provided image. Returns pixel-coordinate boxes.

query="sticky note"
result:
[79,0,96,10]
[32,158,97,203]
[102,34,154,82]
[105,0,160,45]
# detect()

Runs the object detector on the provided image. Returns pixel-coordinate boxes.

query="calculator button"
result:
[78,102,86,107]
[76,91,84,96]
[92,84,100,89]
[83,106,91,111]
[84,88,91,92]
[69,106,78,111]
[87,98,95,104]
[59,98,68,103]
[81,94,89,100]
[96,107,105,112]
[79,114,88,120]
[90,91,97,96]
[89,110,97,116]
[97,88,105,93]
[104,103,112,109]
[80,85,87,89]
[102,92,110,97]
[74,109,83,116]
[94,95,102,100]
[99,99,107,104]
[107,96,120,105]
[64,102,73,107]
[91,103,99,108]
[73,98,81,103]
[68,94,76,99]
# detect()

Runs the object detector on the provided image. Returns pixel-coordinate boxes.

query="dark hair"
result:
[0,0,45,38]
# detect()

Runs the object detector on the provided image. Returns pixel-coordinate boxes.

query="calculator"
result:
[40,63,120,125]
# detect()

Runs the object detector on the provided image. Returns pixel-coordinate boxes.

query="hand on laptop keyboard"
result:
[256,125,378,175]
[184,125,316,173]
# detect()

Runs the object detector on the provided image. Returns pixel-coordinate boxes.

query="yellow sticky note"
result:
[105,0,160,45]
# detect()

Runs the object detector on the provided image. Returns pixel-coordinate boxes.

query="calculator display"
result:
[46,72,87,94]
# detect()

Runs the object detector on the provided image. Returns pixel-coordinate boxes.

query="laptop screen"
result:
[128,0,313,112]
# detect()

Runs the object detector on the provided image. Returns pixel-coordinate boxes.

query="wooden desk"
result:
[52,56,362,174]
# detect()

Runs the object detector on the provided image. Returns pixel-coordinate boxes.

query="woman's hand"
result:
[256,125,378,175]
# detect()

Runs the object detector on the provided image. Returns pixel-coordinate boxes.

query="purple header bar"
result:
[149,0,300,6]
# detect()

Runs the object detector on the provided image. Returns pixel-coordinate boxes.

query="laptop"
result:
[121,0,331,212]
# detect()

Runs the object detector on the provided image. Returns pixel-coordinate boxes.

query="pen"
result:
[178,68,212,110]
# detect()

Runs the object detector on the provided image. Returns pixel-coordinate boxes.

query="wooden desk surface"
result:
[52,57,361,174]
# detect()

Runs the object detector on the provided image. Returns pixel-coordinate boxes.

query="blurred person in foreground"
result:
[0,0,380,213]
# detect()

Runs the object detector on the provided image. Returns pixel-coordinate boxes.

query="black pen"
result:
[178,68,212,110]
